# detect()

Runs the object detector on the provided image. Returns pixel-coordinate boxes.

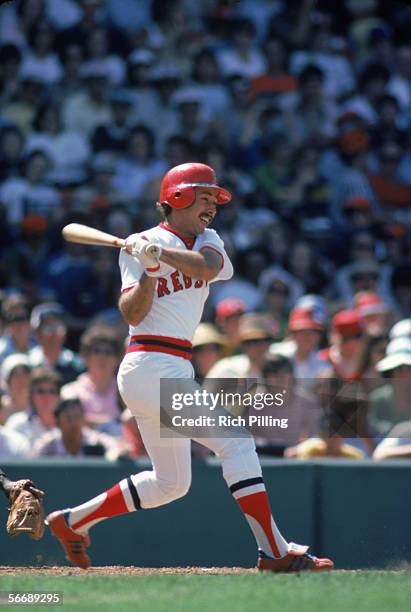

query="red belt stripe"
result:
[127,335,193,360]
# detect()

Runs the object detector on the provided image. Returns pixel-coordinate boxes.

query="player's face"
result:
[177,188,218,236]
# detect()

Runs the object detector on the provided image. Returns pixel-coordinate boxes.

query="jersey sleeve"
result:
[119,247,145,291]
[200,229,233,282]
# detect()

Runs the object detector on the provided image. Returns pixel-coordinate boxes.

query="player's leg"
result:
[62,417,192,534]
[193,433,288,555]
[193,429,333,571]
[47,354,193,567]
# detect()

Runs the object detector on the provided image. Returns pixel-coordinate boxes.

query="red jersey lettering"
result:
[182,274,192,289]
[157,277,170,298]
[171,270,184,292]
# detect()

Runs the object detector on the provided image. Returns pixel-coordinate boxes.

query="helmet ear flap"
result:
[167,185,195,209]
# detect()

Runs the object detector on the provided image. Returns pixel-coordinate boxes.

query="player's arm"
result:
[118,275,157,326]
[0,468,11,498]
[159,247,222,281]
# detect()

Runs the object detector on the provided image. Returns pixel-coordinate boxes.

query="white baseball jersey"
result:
[119,223,233,341]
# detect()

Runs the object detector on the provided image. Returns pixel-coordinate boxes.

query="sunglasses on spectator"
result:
[33,387,59,395]
[88,346,117,355]
[342,333,363,342]
[194,344,222,352]
[242,337,272,345]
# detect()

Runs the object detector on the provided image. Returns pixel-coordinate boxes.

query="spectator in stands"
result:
[328,135,378,229]
[253,135,296,210]
[38,241,114,329]
[387,43,411,112]
[92,88,134,154]
[146,64,181,151]
[342,196,375,232]
[367,142,411,219]
[217,18,267,79]
[171,90,212,149]
[0,149,61,226]
[352,331,389,394]
[20,20,63,85]
[28,302,84,385]
[113,124,166,202]
[57,42,84,98]
[0,72,45,134]
[371,94,407,148]
[82,25,125,86]
[373,419,411,459]
[216,245,270,310]
[289,10,355,100]
[5,367,61,445]
[7,0,47,48]
[0,295,34,362]
[354,290,390,334]
[0,353,31,424]
[25,102,91,185]
[389,318,411,341]
[319,310,364,380]
[334,238,391,304]
[271,306,326,392]
[63,63,111,136]
[0,423,29,459]
[57,0,126,55]
[207,314,274,379]
[0,124,24,181]
[1,214,50,300]
[32,397,124,460]
[192,323,226,382]
[259,266,303,339]
[61,326,123,436]
[189,48,231,121]
[344,62,390,125]
[0,44,22,105]
[285,412,366,459]
[370,337,411,434]
[251,353,321,457]
[124,49,157,127]
[251,37,297,99]
[74,153,130,214]
[285,63,338,147]
[287,240,330,295]
[214,298,245,355]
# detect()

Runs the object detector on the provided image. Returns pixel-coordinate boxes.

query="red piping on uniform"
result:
[159,223,195,250]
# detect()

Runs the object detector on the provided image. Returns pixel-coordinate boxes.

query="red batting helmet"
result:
[159,163,232,209]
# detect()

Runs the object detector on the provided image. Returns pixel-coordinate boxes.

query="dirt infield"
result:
[0,566,256,576]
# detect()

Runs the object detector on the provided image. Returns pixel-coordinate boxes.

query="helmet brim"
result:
[182,183,232,204]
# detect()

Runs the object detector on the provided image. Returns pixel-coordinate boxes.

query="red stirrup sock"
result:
[230,477,288,558]
[66,476,141,534]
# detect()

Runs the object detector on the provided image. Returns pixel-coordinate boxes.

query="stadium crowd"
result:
[0,0,411,462]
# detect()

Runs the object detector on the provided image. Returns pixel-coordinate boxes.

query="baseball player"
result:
[47,163,333,572]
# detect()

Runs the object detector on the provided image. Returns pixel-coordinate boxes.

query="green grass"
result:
[0,572,410,612]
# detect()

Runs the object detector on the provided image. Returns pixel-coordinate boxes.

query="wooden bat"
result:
[62,223,125,248]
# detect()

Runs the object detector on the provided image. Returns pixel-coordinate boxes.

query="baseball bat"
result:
[62,223,125,248]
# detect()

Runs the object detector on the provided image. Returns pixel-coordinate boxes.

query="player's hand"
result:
[124,235,162,268]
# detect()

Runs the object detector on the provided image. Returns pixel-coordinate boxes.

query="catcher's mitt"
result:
[6,480,45,540]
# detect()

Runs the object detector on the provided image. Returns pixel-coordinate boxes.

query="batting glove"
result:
[124,235,163,275]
